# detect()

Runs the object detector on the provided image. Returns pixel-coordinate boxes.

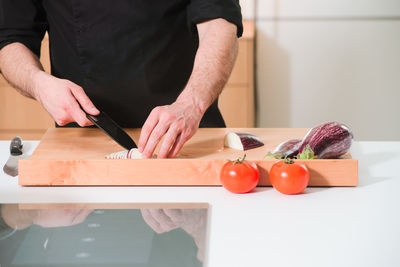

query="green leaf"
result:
[264,152,282,159]
[297,144,318,159]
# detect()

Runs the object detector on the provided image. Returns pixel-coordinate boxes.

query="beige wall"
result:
[240,0,400,141]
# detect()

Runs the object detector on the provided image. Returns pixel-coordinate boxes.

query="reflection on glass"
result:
[0,203,208,266]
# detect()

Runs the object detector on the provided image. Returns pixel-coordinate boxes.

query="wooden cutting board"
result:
[18,128,358,186]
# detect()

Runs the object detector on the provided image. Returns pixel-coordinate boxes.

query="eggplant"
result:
[224,132,264,151]
[298,122,353,159]
[270,122,353,159]
[272,139,302,158]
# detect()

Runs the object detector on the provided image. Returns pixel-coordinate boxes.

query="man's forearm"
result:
[0,42,99,127]
[176,18,239,113]
[0,42,44,99]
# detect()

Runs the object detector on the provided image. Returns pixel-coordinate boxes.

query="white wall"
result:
[240,0,400,141]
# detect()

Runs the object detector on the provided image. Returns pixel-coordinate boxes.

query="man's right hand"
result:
[32,71,99,127]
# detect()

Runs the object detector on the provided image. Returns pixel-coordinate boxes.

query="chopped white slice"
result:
[224,132,245,150]
[106,148,143,159]
[127,148,143,159]
[224,132,264,151]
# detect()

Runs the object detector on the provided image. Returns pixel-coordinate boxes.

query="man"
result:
[0,1,242,158]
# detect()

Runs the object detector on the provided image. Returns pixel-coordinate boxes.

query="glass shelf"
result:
[0,203,209,266]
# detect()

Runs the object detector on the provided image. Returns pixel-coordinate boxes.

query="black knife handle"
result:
[10,136,23,156]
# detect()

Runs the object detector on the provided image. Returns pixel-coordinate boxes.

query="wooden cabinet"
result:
[0,21,255,139]
[219,20,255,127]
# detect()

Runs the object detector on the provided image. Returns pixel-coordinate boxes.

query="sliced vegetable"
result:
[224,132,264,151]
[220,155,259,194]
[106,148,143,159]
[269,158,310,195]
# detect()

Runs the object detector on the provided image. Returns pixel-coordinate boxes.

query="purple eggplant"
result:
[270,122,353,159]
[272,139,302,158]
[225,132,264,151]
[298,122,353,159]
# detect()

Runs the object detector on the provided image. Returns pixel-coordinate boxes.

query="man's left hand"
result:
[138,101,203,158]
[138,18,238,159]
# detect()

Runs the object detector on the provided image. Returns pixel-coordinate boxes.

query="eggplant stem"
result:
[297,144,318,159]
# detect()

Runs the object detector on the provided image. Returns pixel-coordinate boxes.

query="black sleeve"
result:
[187,0,243,37]
[0,0,48,57]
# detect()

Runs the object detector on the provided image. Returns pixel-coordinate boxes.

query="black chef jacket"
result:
[0,0,243,128]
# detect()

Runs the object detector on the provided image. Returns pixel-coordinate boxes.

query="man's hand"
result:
[32,209,93,228]
[138,18,238,158]
[140,208,207,262]
[140,209,184,233]
[0,43,99,127]
[33,71,99,127]
[138,100,203,158]
[1,204,92,230]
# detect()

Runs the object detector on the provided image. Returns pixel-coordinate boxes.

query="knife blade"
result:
[85,111,137,150]
[3,136,24,177]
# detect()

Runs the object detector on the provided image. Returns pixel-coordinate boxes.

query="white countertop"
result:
[1,140,400,267]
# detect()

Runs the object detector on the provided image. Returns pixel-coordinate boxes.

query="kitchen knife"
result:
[85,111,137,150]
[3,136,24,177]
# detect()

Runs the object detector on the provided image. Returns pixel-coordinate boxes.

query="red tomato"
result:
[220,156,259,194]
[269,159,310,195]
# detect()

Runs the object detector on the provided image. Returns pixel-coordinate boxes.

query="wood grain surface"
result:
[19,128,358,186]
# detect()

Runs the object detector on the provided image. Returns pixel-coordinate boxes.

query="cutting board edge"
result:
[19,158,358,187]
[20,127,358,187]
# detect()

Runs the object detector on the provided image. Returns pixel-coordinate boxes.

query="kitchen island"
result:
[0,140,399,267]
